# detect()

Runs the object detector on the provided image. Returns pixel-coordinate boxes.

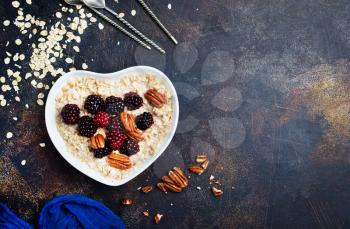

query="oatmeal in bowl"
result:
[45,66,179,186]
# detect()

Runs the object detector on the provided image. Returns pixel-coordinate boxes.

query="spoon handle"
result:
[86,6,151,51]
[137,0,178,45]
[105,6,165,54]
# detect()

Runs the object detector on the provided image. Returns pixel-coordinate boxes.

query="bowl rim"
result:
[45,66,179,186]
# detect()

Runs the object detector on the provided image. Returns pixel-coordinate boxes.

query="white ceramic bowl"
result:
[45,66,179,186]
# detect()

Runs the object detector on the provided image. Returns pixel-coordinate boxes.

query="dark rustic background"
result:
[1,0,350,228]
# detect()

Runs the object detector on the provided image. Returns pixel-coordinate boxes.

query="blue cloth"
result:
[39,194,125,229]
[0,203,33,229]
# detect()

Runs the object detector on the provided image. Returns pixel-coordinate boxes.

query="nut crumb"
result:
[212,187,223,197]
[154,213,163,224]
[141,185,153,193]
[189,165,205,175]
[122,198,133,206]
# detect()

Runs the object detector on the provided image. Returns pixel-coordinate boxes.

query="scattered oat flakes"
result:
[21,160,26,166]
[12,1,20,8]
[98,23,104,30]
[118,13,125,18]
[39,143,46,147]
[13,117,18,121]
[82,63,88,69]
[26,0,32,4]
[0,99,6,107]
[196,186,201,190]
[65,57,73,64]
[131,10,136,16]
[3,20,11,27]
[6,132,13,139]
[168,3,172,10]
[38,92,45,99]
[37,99,44,106]
[73,46,80,52]
[4,57,10,65]
[56,12,62,18]
[15,39,22,45]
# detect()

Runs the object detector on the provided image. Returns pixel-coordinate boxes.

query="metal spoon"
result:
[137,0,178,45]
[63,0,151,51]
[84,0,165,54]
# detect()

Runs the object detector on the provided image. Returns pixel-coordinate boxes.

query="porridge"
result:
[55,74,173,180]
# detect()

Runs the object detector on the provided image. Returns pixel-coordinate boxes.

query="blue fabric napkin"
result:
[0,203,33,229]
[39,194,125,229]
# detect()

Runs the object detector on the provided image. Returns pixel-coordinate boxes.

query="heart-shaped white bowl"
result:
[45,66,179,186]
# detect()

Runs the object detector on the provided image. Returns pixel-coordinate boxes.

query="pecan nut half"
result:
[157,182,182,193]
[144,88,167,108]
[161,175,176,186]
[168,170,187,188]
[126,129,144,141]
[121,112,137,132]
[157,183,167,192]
[108,153,132,170]
[121,112,144,140]
[90,134,105,149]
[173,167,188,187]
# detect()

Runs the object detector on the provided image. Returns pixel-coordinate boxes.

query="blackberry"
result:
[136,112,154,130]
[106,130,126,150]
[94,111,110,128]
[106,116,123,132]
[61,104,80,124]
[105,96,125,115]
[120,138,140,156]
[94,145,112,158]
[84,95,105,114]
[78,116,97,137]
[124,92,143,110]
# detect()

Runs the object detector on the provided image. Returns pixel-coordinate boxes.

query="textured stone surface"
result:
[0,0,350,228]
